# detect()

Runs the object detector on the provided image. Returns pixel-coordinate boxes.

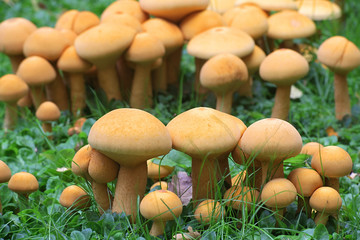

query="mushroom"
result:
[125,32,165,109]
[166,107,241,203]
[101,0,149,23]
[55,10,100,35]
[75,23,136,101]
[259,49,309,120]
[142,18,184,92]
[194,199,224,224]
[35,101,61,135]
[317,36,360,120]
[150,181,168,190]
[311,146,353,192]
[287,168,323,216]
[260,178,297,222]
[88,108,172,222]
[223,185,259,214]
[147,159,174,181]
[208,0,237,13]
[300,142,324,156]
[57,46,92,117]
[8,172,39,200]
[23,27,70,110]
[0,160,11,213]
[200,53,248,113]
[309,186,342,226]
[140,189,183,236]
[0,17,37,72]
[0,74,29,130]
[239,118,303,189]
[59,185,91,210]
[16,56,56,109]
[139,0,209,23]
[231,170,246,187]
[235,0,298,13]
[296,0,342,21]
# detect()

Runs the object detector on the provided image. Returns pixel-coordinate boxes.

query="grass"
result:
[1,0,360,239]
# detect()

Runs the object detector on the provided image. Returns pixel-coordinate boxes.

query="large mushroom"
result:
[317,36,360,120]
[88,108,172,222]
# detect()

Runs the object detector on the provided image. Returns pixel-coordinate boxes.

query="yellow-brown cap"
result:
[59,185,91,210]
[287,168,323,197]
[260,178,297,208]
[101,0,149,23]
[57,46,92,73]
[88,148,120,183]
[0,160,11,183]
[36,101,61,121]
[56,10,100,35]
[194,199,224,223]
[147,159,174,180]
[8,172,39,194]
[296,0,341,21]
[235,0,298,12]
[150,181,168,190]
[241,45,266,75]
[101,13,143,33]
[72,144,92,180]
[0,74,28,102]
[309,186,342,213]
[300,142,323,156]
[224,185,259,211]
[17,56,56,86]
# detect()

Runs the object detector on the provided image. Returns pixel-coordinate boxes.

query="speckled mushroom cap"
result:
[125,32,165,63]
[74,23,136,68]
[309,186,342,214]
[55,10,100,35]
[101,13,143,33]
[223,186,259,211]
[16,56,56,86]
[240,118,302,162]
[88,108,172,167]
[0,74,29,102]
[311,146,353,178]
[235,0,298,11]
[142,18,184,53]
[59,185,91,209]
[260,49,309,86]
[296,0,341,21]
[287,168,323,197]
[8,172,39,194]
[88,148,120,183]
[260,178,297,208]
[0,17,37,56]
[101,0,149,23]
[72,144,92,180]
[194,199,224,223]
[139,0,209,22]
[267,10,316,40]
[166,107,241,159]
[57,46,92,73]
[23,27,70,61]
[229,4,269,39]
[300,142,323,156]
[200,53,248,94]
[179,10,224,41]
[36,101,61,121]
[241,45,266,75]
[317,36,360,75]
[187,27,254,59]
[140,190,183,221]
[0,160,11,183]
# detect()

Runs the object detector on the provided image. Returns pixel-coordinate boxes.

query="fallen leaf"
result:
[168,171,192,206]
[326,126,339,137]
[56,167,69,172]
[290,85,303,99]
[173,226,200,240]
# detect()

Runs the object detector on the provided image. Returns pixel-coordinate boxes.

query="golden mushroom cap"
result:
[311,146,353,178]
[59,185,91,210]
[8,172,39,194]
[88,149,119,183]
[194,199,224,223]
[309,186,342,214]
[101,0,149,23]
[224,185,259,211]
[72,144,92,180]
[36,101,61,121]
[57,46,92,73]
[150,181,168,190]
[147,159,174,180]
[0,74,28,102]
[140,190,183,221]
[287,168,323,197]
[296,0,341,21]
[0,160,11,183]
[300,142,323,156]
[261,178,297,209]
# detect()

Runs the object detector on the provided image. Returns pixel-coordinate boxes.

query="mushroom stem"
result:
[116,56,133,101]
[130,64,153,109]
[271,85,291,120]
[30,86,47,110]
[42,122,52,133]
[194,58,208,95]
[112,163,147,223]
[333,73,350,120]
[246,159,262,190]
[152,57,167,92]
[3,102,18,130]
[192,157,218,205]
[272,207,284,225]
[238,77,253,98]
[260,161,284,188]
[325,177,340,192]
[297,196,312,217]
[217,152,232,188]
[314,212,330,225]
[46,68,69,111]
[97,64,122,101]
[149,220,166,237]
[92,181,111,214]
[9,55,24,73]
[167,47,182,85]
[69,73,86,117]
[215,92,234,114]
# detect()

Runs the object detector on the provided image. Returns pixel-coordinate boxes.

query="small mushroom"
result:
[147,158,174,181]
[194,199,224,224]
[0,160,11,213]
[8,172,39,200]
[224,185,259,214]
[59,185,91,210]
[300,142,324,156]
[140,190,183,236]
[36,101,61,135]
[150,181,168,190]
